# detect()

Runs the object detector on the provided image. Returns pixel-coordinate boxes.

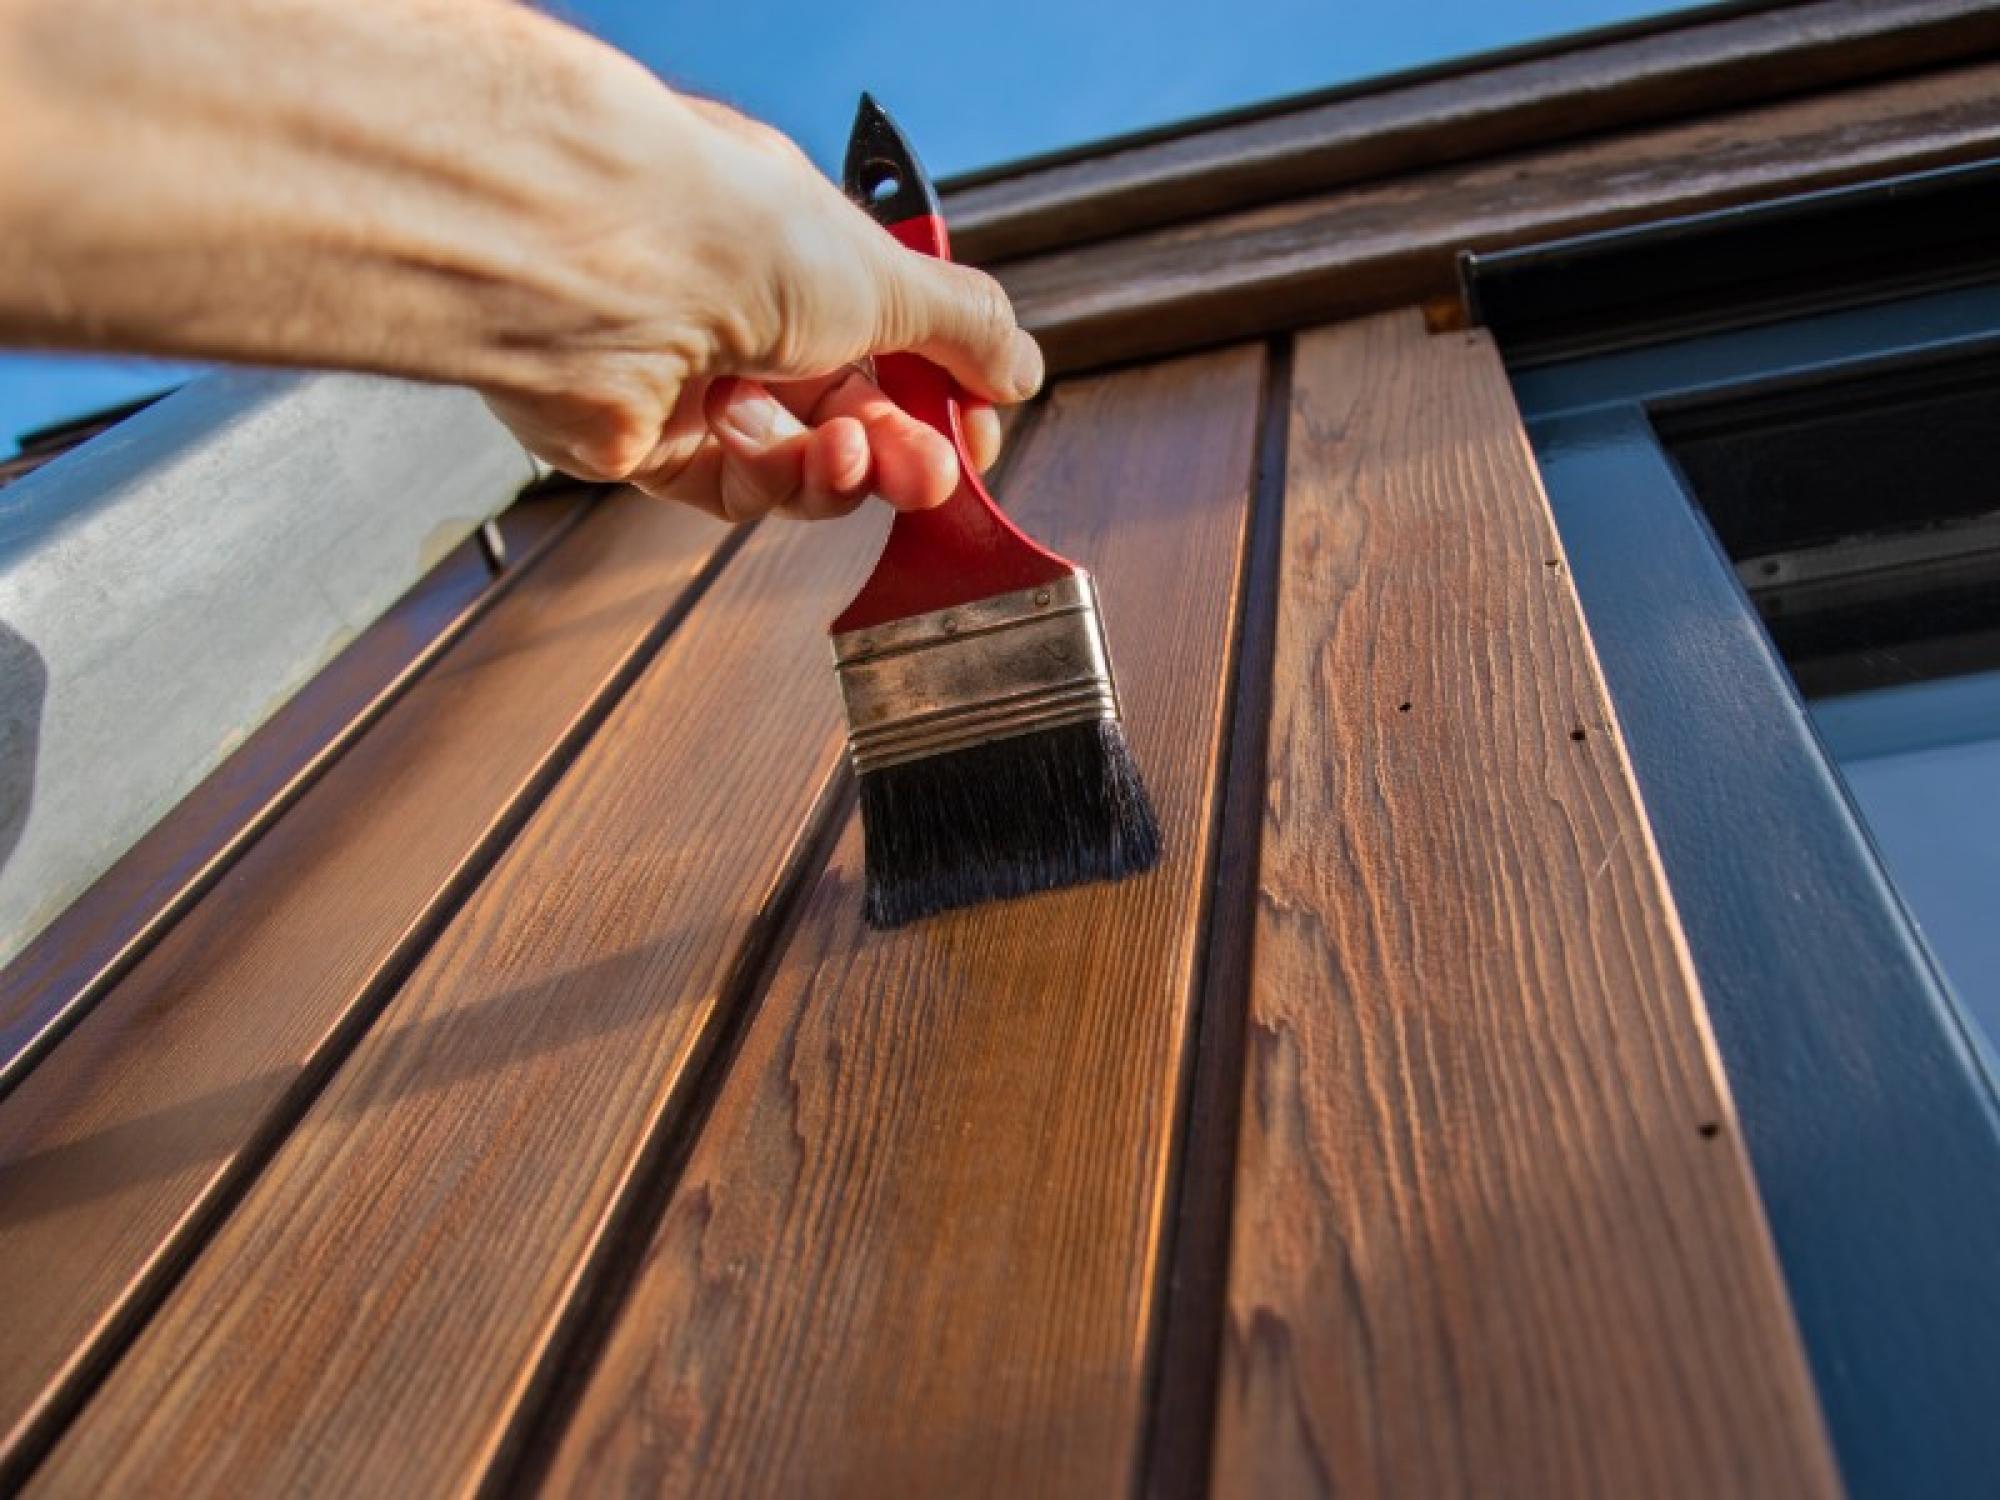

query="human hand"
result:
[481,90,1041,522]
[0,0,1034,521]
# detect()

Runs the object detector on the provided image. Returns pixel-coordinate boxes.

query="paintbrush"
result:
[831,94,1161,928]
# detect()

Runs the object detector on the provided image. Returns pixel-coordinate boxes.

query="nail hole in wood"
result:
[1570,728,1587,742]
[1698,1121,1721,1139]
[1398,701,1412,713]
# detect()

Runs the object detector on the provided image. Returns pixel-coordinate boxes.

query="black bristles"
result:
[857,720,1162,928]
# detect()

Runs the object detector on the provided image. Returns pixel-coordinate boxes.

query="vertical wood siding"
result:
[540,345,1264,1497]
[1209,311,1837,1498]
[2,317,1838,1498]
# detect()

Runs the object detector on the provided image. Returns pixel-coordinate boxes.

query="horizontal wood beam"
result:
[0,371,542,971]
[947,0,2000,262]
[993,59,2000,375]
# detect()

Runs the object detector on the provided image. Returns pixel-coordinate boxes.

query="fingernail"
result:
[714,384,792,446]
[1009,330,1045,400]
[827,419,871,493]
[920,430,959,507]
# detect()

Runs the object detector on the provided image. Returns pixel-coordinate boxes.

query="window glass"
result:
[1660,357,2000,1052]
[1815,672,2000,1055]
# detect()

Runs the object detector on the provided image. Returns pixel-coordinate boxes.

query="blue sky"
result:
[0,0,1698,449]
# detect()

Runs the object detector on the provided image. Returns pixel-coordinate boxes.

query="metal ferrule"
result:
[831,574,1121,774]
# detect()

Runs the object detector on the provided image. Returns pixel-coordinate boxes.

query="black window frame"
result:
[1470,170,2000,1500]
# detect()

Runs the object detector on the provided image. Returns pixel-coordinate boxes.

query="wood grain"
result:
[996,60,2000,373]
[1210,312,1839,1497]
[0,488,726,1483]
[0,491,587,1091]
[25,500,891,1498]
[949,0,2000,261]
[539,345,1265,1498]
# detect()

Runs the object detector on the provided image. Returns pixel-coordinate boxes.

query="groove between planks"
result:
[25,496,891,1497]
[0,489,731,1485]
[537,345,1266,1498]
[1141,337,1294,1500]
[1209,311,1840,1498]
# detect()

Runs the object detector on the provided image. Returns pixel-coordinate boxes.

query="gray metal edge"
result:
[0,368,546,967]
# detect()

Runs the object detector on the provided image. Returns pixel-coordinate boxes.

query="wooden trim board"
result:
[1530,389,2000,1500]
[994,60,2000,373]
[1210,311,1838,1496]
[948,0,2000,261]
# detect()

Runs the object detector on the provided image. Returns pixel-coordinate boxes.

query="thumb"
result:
[872,249,1045,405]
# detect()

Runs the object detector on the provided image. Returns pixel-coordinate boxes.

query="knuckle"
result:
[558,388,666,483]
[570,423,653,483]
[720,480,771,524]
[488,361,686,486]
[868,270,920,352]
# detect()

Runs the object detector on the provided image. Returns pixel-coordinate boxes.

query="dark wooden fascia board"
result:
[992,59,2000,376]
[945,0,2000,263]
[939,0,1793,196]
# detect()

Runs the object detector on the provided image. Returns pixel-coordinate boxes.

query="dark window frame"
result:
[1478,222,2000,1499]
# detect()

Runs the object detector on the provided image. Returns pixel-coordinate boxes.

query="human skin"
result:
[0,0,1040,520]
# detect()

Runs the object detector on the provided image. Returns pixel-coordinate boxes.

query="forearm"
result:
[0,0,1038,515]
[0,0,722,396]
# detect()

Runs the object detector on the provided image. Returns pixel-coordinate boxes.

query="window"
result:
[1815,672,2000,1060]
[1656,352,2000,1055]
[1481,210,2000,1493]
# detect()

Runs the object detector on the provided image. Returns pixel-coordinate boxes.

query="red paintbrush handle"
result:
[828,214,1074,635]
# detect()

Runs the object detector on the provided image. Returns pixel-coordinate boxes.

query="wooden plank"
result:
[949,0,2000,261]
[0,489,588,1092]
[1210,312,1839,1497]
[23,497,894,1497]
[537,345,1265,1497]
[0,487,730,1483]
[995,60,2000,373]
